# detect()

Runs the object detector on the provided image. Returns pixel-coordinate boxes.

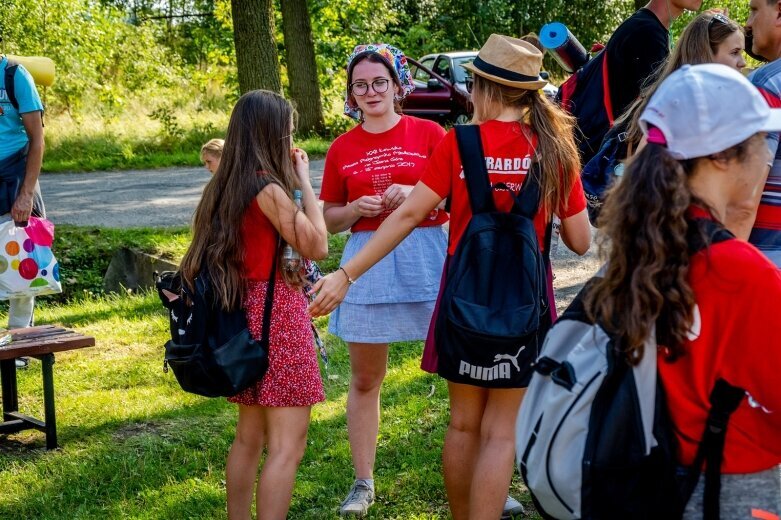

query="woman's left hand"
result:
[382,184,413,210]
[308,271,351,317]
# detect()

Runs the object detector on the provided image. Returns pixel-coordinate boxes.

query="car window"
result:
[452,57,475,83]
[413,63,432,87]
[433,58,451,81]
[420,57,435,70]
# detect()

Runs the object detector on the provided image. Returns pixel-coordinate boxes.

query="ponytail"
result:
[585,143,697,363]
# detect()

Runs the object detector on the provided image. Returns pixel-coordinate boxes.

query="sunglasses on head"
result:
[709,13,730,29]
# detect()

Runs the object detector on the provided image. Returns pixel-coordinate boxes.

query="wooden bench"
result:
[0,325,95,450]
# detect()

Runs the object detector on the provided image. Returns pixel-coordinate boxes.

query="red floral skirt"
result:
[228,280,325,407]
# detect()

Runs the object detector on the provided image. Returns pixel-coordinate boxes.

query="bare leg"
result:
[469,388,525,520]
[227,404,266,520]
[257,406,312,520]
[442,382,488,520]
[346,342,389,480]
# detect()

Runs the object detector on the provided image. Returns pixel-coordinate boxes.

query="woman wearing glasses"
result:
[318,44,448,517]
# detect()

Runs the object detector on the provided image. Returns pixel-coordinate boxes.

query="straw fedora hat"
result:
[462,34,547,90]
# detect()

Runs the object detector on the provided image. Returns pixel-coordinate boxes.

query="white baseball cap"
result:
[640,63,781,160]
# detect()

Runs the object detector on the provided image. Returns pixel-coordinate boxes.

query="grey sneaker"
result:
[339,480,375,517]
[501,495,525,519]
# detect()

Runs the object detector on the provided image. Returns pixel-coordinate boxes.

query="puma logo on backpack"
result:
[434,124,551,388]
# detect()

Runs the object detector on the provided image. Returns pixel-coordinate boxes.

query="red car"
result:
[403,51,557,126]
[403,54,474,126]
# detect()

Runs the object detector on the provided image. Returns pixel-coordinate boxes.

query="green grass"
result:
[41,107,333,173]
[0,227,538,518]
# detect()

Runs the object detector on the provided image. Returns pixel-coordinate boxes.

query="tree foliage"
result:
[0,0,759,134]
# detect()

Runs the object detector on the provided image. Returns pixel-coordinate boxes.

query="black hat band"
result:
[472,56,539,83]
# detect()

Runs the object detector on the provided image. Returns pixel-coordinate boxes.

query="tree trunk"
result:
[231,0,281,94]
[280,0,325,135]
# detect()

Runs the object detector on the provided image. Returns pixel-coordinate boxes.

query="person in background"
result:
[744,0,781,265]
[201,138,224,175]
[605,0,703,119]
[180,90,327,520]
[318,43,448,517]
[604,12,748,234]
[587,63,781,520]
[0,54,47,369]
[311,35,590,520]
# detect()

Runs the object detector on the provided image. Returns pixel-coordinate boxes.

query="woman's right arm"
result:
[559,209,591,256]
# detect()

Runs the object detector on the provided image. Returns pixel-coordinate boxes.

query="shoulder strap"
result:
[601,51,614,126]
[4,60,19,111]
[454,124,495,214]
[682,379,745,520]
[687,218,735,254]
[259,237,281,345]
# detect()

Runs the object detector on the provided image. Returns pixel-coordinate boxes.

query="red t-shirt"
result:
[241,198,278,281]
[658,212,781,474]
[320,115,448,232]
[420,120,586,255]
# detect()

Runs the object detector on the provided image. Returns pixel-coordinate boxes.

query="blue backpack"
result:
[580,119,629,226]
[434,124,551,388]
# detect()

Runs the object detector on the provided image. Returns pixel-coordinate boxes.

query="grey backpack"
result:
[516,220,745,520]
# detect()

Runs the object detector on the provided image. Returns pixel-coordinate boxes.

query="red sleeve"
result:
[557,172,587,219]
[723,260,781,423]
[420,129,456,198]
[319,141,346,203]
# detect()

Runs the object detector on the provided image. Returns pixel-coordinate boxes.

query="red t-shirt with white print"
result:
[658,209,781,474]
[320,115,448,232]
[419,120,586,255]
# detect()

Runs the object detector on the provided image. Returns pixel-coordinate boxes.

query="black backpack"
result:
[517,218,746,520]
[557,50,615,165]
[434,124,551,388]
[156,242,278,397]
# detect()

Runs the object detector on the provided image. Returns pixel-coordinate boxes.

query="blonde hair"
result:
[200,138,225,159]
[471,75,580,213]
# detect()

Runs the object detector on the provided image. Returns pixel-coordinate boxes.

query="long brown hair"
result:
[471,74,580,213]
[180,90,299,310]
[585,136,754,364]
[622,12,744,148]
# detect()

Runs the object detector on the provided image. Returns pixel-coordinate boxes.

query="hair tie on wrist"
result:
[339,266,356,285]
[647,126,668,146]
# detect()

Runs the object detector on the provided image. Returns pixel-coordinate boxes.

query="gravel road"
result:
[39,161,599,307]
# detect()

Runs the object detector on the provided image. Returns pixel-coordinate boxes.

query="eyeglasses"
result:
[709,13,730,29]
[466,77,474,94]
[350,78,390,96]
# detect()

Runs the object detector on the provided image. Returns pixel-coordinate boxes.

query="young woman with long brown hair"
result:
[180,90,328,520]
[588,64,781,519]
[311,35,591,519]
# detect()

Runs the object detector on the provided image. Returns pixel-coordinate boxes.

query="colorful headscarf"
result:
[344,43,415,120]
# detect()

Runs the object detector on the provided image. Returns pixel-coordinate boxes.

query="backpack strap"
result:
[259,237,281,346]
[682,379,745,520]
[601,51,614,127]
[454,124,495,214]
[687,217,735,254]
[4,59,19,111]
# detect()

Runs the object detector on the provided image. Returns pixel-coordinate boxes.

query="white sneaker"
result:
[339,480,375,517]
[501,495,525,519]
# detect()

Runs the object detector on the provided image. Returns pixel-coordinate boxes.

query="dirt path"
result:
[39,162,599,307]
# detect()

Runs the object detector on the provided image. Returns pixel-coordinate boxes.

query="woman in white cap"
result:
[586,63,781,519]
[311,34,591,519]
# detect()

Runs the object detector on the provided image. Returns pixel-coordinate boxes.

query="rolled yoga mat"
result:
[539,22,589,74]
[6,55,55,87]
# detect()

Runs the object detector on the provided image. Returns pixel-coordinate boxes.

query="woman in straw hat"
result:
[311,34,590,518]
